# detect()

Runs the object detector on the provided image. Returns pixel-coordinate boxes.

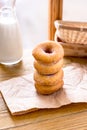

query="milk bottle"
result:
[0,0,23,65]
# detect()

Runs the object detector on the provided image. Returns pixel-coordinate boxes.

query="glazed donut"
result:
[34,58,63,75]
[35,80,64,95]
[34,69,63,86]
[32,41,64,64]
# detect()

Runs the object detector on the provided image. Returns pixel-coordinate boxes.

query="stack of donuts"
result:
[32,41,64,95]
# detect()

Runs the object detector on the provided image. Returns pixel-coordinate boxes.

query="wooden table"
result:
[0,50,87,130]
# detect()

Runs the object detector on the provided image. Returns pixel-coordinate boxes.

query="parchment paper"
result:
[0,63,87,115]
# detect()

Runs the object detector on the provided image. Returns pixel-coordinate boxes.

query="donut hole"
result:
[44,46,53,54]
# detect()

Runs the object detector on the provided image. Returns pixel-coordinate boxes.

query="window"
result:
[63,0,87,22]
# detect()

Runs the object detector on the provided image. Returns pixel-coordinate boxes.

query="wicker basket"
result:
[54,20,87,57]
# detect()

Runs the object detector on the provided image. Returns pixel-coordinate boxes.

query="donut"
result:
[32,41,64,64]
[34,69,63,86]
[35,80,64,95]
[34,58,63,75]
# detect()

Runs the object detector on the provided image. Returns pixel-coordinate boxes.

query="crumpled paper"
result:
[0,63,87,115]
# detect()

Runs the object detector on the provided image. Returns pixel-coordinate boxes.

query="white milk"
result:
[0,15,23,65]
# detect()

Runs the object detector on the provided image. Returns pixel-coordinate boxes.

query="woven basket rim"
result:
[54,20,87,31]
[54,20,87,44]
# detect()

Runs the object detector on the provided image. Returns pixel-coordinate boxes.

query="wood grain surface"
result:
[48,0,63,40]
[0,50,87,130]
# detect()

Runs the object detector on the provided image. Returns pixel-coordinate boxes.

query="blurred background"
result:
[16,0,48,50]
[16,0,87,50]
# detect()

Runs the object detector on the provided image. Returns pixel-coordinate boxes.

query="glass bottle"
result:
[0,0,23,65]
